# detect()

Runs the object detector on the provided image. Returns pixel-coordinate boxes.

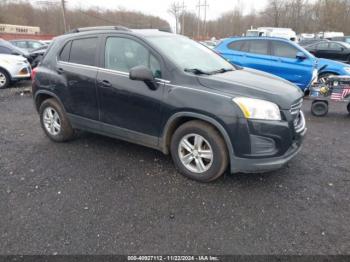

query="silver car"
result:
[0,54,31,89]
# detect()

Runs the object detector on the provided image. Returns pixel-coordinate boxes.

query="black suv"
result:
[32,26,306,182]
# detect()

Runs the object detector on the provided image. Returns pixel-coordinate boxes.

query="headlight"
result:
[344,67,350,74]
[233,97,281,121]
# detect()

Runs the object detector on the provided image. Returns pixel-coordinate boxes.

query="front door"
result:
[270,40,314,89]
[96,35,165,139]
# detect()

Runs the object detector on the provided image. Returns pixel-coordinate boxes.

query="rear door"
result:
[270,40,313,89]
[314,42,331,59]
[56,37,99,120]
[243,39,274,73]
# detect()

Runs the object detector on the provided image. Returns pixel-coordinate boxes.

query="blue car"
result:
[215,37,350,91]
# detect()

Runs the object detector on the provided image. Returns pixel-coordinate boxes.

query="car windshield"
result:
[147,36,235,74]
[341,42,350,48]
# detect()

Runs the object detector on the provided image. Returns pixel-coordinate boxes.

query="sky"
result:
[63,0,268,28]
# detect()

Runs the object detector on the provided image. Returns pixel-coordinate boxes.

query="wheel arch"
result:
[34,90,66,113]
[0,66,11,80]
[318,71,339,77]
[160,112,235,167]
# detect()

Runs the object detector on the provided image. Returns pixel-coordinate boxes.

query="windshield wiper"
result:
[184,68,211,75]
[210,68,234,75]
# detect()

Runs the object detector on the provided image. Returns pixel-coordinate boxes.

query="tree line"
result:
[175,0,350,39]
[0,0,170,35]
[1,0,349,39]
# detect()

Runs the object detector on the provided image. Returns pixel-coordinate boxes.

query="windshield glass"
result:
[246,31,260,37]
[147,36,234,74]
[341,42,350,48]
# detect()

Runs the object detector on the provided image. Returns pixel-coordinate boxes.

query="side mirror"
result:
[296,52,307,60]
[129,65,158,90]
[129,65,154,82]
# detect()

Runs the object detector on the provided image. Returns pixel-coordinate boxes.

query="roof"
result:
[224,36,293,42]
[64,26,173,38]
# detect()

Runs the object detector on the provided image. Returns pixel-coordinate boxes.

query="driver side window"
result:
[105,37,161,78]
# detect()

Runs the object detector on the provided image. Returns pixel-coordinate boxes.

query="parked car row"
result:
[0,38,50,88]
[215,37,350,91]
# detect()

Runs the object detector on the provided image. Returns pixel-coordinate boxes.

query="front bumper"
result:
[231,127,306,173]
[230,110,306,174]
[12,65,32,80]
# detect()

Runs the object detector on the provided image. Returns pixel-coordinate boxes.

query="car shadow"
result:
[72,131,286,187]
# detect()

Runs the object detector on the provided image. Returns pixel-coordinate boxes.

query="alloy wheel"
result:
[178,134,214,173]
[43,107,61,136]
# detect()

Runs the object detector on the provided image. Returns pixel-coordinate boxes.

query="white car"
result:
[0,54,31,89]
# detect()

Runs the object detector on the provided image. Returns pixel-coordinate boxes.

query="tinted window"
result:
[0,46,12,54]
[240,41,250,52]
[59,41,71,62]
[272,41,298,58]
[28,41,43,49]
[13,41,27,49]
[248,40,269,55]
[328,43,343,51]
[228,41,243,51]
[105,37,161,77]
[316,42,329,50]
[69,38,97,66]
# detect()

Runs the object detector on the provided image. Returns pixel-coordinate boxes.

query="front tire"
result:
[170,120,228,182]
[39,99,74,142]
[0,69,10,89]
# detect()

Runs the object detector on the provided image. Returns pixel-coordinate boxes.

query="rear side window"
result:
[69,38,97,66]
[316,42,329,50]
[248,40,269,55]
[228,41,243,51]
[59,41,71,62]
[13,41,27,49]
[271,41,298,59]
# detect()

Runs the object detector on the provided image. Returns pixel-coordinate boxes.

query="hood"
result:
[317,58,350,69]
[197,68,303,109]
[0,54,28,63]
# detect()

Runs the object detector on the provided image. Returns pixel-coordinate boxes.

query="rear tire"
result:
[347,103,350,114]
[0,69,10,89]
[170,120,228,182]
[311,100,328,117]
[39,99,74,142]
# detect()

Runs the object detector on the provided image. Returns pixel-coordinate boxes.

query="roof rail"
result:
[66,26,131,34]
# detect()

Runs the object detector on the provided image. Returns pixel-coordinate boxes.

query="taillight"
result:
[31,67,37,81]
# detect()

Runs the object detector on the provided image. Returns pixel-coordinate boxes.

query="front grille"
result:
[290,99,303,115]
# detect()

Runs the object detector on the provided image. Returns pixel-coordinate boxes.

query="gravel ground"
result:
[0,82,350,255]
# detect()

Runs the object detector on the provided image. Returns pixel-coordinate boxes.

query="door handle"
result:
[57,67,64,74]
[99,80,112,87]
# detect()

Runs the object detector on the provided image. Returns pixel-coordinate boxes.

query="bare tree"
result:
[168,2,181,34]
